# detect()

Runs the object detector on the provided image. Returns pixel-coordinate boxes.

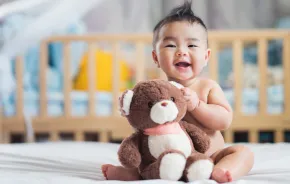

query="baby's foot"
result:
[101,164,140,181]
[211,168,233,183]
[101,164,111,180]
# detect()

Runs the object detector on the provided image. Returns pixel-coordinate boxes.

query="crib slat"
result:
[258,39,268,115]
[249,130,258,143]
[283,36,290,116]
[15,56,24,118]
[3,132,10,143]
[45,30,288,43]
[50,132,59,141]
[0,107,3,143]
[112,43,120,116]
[75,131,84,141]
[40,41,48,117]
[224,130,233,143]
[63,42,71,117]
[275,129,283,142]
[233,40,243,114]
[136,42,146,82]
[0,127,2,143]
[88,42,96,116]
[99,131,109,142]
[209,41,218,81]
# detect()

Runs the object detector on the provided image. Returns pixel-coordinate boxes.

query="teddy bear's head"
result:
[119,79,187,130]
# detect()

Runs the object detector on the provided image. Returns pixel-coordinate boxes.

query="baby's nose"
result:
[176,50,187,56]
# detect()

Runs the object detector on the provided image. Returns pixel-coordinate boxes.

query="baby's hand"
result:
[181,87,200,112]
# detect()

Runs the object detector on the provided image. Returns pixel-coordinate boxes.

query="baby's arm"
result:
[118,132,141,168]
[185,81,233,130]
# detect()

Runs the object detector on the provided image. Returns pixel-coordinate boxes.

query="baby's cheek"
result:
[193,61,205,73]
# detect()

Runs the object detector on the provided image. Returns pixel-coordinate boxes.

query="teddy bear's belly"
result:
[148,131,192,159]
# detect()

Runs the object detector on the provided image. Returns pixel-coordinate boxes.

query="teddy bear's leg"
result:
[140,150,186,181]
[183,152,214,182]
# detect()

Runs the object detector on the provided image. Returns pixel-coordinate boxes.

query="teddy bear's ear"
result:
[169,81,184,89]
[119,90,134,116]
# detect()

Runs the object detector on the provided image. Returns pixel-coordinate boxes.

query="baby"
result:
[102,1,254,183]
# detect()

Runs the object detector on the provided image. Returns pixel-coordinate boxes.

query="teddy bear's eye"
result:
[148,101,154,108]
[170,97,175,102]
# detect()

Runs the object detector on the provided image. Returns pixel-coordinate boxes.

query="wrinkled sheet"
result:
[0,142,290,184]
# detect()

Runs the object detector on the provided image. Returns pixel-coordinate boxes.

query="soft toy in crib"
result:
[118,79,214,182]
[73,49,131,92]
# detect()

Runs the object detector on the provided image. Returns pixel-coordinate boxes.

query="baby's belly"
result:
[183,115,225,157]
[148,132,192,159]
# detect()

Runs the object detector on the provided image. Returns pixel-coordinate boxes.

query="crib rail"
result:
[207,30,290,143]
[1,29,290,143]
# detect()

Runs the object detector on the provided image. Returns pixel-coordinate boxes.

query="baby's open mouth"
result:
[175,62,191,67]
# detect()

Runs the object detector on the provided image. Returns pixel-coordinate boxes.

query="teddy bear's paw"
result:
[186,159,214,181]
[159,153,186,181]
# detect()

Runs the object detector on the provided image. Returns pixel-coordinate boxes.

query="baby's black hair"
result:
[152,0,207,48]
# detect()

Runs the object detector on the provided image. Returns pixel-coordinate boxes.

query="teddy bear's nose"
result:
[161,102,168,107]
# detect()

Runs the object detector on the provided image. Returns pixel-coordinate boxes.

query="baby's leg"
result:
[101,164,140,181]
[210,145,254,183]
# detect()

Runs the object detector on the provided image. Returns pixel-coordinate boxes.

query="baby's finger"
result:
[181,88,191,95]
[183,95,192,101]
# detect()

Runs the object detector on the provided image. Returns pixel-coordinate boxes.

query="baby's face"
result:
[153,21,210,82]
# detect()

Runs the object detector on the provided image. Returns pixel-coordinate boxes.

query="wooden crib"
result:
[1,29,290,144]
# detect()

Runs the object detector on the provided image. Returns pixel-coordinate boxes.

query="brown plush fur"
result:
[126,80,187,130]
[118,79,212,181]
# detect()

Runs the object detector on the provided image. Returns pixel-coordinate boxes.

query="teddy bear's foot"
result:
[159,152,186,181]
[140,150,186,181]
[184,153,214,182]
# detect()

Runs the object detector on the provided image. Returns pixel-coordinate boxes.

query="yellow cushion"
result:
[73,50,130,91]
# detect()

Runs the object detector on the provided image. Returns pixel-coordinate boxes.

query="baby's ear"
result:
[119,90,134,116]
[169,81,184,89]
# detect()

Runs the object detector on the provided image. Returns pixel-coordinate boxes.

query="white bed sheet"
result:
[0,142,290,184]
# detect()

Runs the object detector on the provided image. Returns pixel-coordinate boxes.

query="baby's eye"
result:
[188,45,198,48]
[165,44,176,48]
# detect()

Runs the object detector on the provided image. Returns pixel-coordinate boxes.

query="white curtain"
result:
[0,0,104,103]
[83,0,290,33]
[0,0,104,58]
[83,0,154,33]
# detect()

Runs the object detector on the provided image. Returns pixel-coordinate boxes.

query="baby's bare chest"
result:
[190,82,211,103]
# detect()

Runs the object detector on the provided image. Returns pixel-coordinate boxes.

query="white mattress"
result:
[1,142,290,184]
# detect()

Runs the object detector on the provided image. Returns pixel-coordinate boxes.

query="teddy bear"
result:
[117,79,214,182]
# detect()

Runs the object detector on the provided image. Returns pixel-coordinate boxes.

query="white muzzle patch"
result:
[150,100,178,124]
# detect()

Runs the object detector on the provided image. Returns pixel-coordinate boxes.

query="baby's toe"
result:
[211,168,232,183]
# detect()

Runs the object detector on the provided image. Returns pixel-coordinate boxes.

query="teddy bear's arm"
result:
[118,132,141,169]
[181,121,210,153]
